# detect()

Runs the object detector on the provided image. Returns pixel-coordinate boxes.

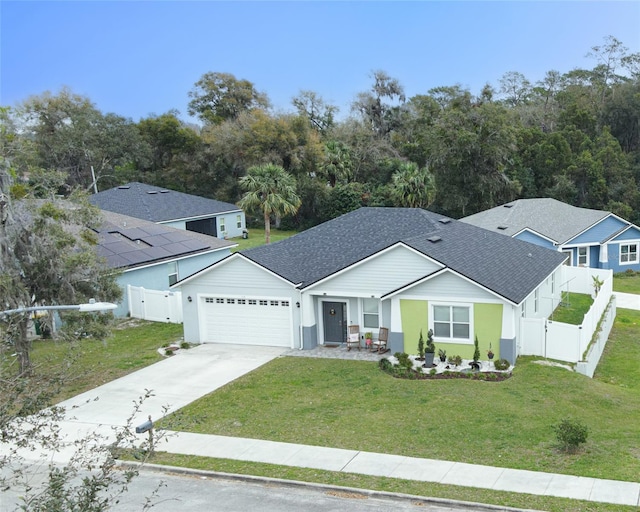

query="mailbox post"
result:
[135,415,154,452]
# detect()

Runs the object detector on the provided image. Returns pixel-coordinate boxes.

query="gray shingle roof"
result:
[460,198,609,244]
[241,207,567,304]
[89,182,241,223]
[95,211,234,270]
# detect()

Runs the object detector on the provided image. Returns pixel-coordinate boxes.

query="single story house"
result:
[89,182,246,239]
[174,208,568,363]
[461,198,640,273]
[95,211,234,317]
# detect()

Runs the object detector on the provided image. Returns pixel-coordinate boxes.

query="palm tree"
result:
[238,164,301,244]
[391,162,436,209]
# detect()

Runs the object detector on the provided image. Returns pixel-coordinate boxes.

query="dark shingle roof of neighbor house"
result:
[241,207,567,305]
[95,211,234,270]
[88,182,241,223]
[460,198,610,245]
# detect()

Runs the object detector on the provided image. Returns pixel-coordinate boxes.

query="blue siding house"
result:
[461,198,640,273]
[95,211,235,317]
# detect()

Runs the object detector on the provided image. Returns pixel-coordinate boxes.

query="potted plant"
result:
[422,329,436,368]
[364,332,373,350]
[487,343,494,360]
[438,348,447,362]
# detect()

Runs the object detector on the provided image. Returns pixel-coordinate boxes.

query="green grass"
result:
[613,271,640,294]
[159,339,640,483]
[23,320,183,402]
[141,454,635,512]
[230,227,298,252]
[551,292,593,324]
[594,308,640,390]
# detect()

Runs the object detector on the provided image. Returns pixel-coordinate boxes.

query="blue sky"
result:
[2,1,639,123]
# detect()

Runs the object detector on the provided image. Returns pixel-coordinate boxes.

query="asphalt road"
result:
[104,470,517,512]
[0,467,516,512]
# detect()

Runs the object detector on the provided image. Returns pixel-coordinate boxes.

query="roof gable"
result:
[89,182,242,223]
[241,207,567,304]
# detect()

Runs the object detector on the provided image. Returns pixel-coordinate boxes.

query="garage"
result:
[200,296,293,347]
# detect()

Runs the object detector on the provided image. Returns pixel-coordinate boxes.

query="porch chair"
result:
[372,327,389,353]
[346,324,361,351]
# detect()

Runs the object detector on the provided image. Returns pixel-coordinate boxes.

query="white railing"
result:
[128,285,183,324]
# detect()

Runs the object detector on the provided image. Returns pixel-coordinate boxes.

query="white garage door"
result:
[201,296,292,347]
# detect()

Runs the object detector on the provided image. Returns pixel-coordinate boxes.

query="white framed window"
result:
[620,243,639,264]
[362,298,380,329]
[219,217,226,234]
[168,261,178,286]
[236,214,242,229]
[577,247,588,266]
[430,303,472,343]
[562,250,572,266]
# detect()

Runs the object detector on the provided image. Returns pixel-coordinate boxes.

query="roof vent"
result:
[438,218,451,224]
[428,236,442,243]
[117,185,130,190]
[498,225,508,230]
[160,190,170,193]
[503,204,514,208]
[147,191,158,194]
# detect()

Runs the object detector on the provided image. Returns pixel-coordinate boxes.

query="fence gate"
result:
[520,317,546,356]
[127,285,182,323]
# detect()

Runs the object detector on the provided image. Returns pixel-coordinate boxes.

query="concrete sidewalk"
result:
[160,431,640,507]
[614,291,640,310]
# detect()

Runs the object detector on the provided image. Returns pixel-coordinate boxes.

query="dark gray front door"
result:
[322,301,346,344]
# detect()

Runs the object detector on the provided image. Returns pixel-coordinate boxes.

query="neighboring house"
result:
[95,211,235,317]
[461,198,640,273]
[89,182,246,239]
[174,208,567,363]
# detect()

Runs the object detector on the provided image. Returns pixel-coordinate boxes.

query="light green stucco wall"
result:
[399,300,503,359]
[474,303,503,359]
[400,299,428,354]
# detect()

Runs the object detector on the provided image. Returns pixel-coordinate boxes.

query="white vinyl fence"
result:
[520,267,614,375]
[128,285,183,324]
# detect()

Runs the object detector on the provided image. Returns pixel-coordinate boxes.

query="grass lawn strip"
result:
[28,320,183,402]
[231,227,298,252]
[140,453,636,512]
[551,292,593,324]
[159,345,640,483]
[613,271,640,294]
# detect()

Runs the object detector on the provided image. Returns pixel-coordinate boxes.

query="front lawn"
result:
[160,315,640,483]
[550,292,593,324]
[23,320,182,402]
[613,270,640,294]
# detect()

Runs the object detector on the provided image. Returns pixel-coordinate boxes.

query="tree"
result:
[292,90,338,133]
[319,140,352,187]
[14,88,148,192]
[499,71,532,107]
[0,166,121,375]
[391,162,436,208]
[238,164,301,244]
[352,70,406,137]
[188,72,270,125]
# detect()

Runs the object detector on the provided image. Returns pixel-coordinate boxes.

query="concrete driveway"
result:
[56,344,286,442]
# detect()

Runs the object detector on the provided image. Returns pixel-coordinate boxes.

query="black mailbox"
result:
[135,419,153,434]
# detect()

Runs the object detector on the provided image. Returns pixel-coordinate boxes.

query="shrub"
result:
[396,352,413,371]
[417,330,425,359]
[494,358,510,370]
[180,341,190,349]
[379,358,394,372]
[553,418,589,452]
[473,336,481,362]
[429,368,437,376]
[448,355,463,366]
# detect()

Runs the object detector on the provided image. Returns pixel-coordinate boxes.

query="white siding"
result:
[312,246,442,296]
[401,271,499,302]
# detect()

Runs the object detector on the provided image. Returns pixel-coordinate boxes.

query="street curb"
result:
[118,461,541,512]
